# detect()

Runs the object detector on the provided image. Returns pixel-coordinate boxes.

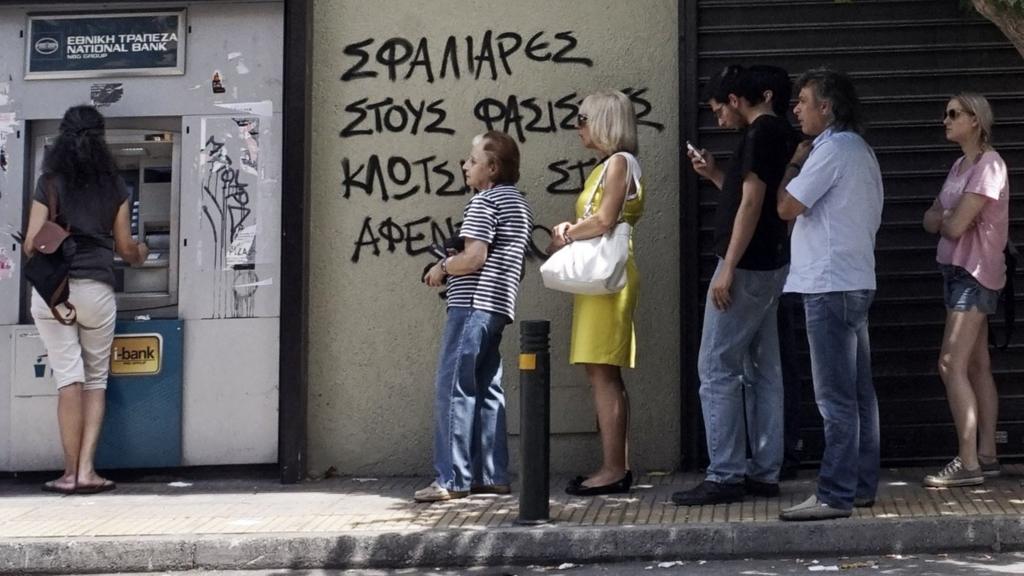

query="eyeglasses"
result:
[576,114,588,127]
[944,108,974,121]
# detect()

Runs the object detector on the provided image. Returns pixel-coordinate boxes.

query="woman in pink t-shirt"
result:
[921,93,1009,488]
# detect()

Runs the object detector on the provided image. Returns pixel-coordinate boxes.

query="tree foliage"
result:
[971,0,1024,59]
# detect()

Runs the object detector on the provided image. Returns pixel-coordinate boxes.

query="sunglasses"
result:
[576,113,588,127]
[944,108,974,121]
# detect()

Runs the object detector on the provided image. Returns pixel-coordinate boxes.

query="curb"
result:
[2,515,1023,574]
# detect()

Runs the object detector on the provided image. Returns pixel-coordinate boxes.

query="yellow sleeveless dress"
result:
[569,156,645,368]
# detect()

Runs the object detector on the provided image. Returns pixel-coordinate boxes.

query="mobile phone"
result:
[427,243,447,260]
[686,141,705,163]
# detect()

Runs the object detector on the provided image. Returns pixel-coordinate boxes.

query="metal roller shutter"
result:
[680,0,1024,466]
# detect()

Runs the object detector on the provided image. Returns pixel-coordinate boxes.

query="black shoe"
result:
[853,496,875,508]
[744,477,780,497]
[671,480,744,506]
[565,471,633,496]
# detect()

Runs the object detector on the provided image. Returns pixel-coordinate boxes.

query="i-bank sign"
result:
[25,10,186,79]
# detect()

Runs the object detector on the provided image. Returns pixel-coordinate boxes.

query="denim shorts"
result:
[941,265,999,314]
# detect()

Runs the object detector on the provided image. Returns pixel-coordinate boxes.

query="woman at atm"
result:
[23,105,148,495]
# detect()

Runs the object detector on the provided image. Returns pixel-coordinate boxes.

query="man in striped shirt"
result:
[415,131,533,502]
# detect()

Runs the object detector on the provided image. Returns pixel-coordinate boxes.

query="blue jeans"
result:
[698,261,788,485]
[433,306,509,492]
[803,290,880,510]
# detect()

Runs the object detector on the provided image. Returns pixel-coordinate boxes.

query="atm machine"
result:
[0,1,284,474]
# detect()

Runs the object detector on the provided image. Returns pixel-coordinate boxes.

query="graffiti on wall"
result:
[199,116,264,318]
[338,29,664,265]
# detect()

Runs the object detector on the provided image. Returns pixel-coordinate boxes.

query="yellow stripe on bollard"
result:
[519,353,536,370]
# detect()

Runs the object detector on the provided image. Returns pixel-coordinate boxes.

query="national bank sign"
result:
[25,10,186,79]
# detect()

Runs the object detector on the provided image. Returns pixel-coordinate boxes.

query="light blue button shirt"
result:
[783,127,884,294]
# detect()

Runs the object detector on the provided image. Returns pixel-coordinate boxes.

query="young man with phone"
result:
[672,65,798,506]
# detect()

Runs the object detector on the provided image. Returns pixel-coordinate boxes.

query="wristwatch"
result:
[788,162,803,172]
[440,257,450,276]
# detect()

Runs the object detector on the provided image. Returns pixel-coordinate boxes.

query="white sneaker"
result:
[413,480,469,503]
[779,495,852,521]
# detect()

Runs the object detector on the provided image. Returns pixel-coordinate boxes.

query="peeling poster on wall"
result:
[0,112,19,175]
[198,114,272,319]
[0,248,14,281]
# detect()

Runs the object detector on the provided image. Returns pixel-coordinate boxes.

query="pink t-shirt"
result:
[935,150,1009,290]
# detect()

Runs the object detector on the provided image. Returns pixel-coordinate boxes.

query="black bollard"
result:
[517,320,550,525]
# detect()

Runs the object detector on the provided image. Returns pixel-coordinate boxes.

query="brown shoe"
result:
[470,484,511,495]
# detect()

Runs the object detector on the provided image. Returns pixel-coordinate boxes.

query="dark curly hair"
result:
[42,105,121,210]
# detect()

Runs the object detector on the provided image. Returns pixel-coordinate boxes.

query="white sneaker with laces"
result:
[923,457,983,487]
[413,480,468,503]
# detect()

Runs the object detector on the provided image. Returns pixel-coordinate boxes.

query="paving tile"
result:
[2,467,1024,540]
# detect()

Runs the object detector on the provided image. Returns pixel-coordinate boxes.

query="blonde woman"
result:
[922,93,1009,487]
[548,90,644,495]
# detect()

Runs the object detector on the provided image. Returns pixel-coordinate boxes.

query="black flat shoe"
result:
[563,475,587,491]
[565,471,633,496]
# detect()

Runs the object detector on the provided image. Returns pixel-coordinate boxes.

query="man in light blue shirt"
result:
[776,69,884,521]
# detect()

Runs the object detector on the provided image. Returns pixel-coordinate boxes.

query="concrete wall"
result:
[309,0,681,475]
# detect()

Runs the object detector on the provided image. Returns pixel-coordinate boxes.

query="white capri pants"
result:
[31,278,117,391]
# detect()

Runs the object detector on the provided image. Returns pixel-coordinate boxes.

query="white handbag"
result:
[540,152,641,295]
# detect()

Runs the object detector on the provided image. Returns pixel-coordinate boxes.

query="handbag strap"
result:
[43,174,69,231]
[584,152,642,221]
[41,174,77,325]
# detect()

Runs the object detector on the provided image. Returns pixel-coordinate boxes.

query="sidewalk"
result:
[1,466,1023,574]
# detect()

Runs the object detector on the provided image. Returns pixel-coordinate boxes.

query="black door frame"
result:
[679,0,702,471]
[0,0,313,484]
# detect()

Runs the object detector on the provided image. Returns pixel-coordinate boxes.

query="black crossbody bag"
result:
[24,175,78,325]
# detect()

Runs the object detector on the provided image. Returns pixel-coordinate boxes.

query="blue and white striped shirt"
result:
[447,184,533,322]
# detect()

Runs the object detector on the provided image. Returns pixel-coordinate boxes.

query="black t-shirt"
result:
[712,114,799,270]
[33,173,130,286]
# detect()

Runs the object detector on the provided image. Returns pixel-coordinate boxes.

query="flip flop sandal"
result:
[75,480,116,495]
[41,480,76,495]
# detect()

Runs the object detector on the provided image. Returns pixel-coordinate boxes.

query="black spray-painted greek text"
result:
[341,31,593,84]
[340,97,454,137]
[342,154,468,202]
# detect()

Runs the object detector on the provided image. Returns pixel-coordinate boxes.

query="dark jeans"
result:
[778,292,804,472]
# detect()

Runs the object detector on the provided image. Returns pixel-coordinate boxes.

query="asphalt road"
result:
[83,551,1024,575]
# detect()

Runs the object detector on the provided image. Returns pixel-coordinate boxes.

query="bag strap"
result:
[584,152,641,220]
[43,174,70,231]
[48,276,77,326]
[42,174,77,326]
[990,242,1018,351]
